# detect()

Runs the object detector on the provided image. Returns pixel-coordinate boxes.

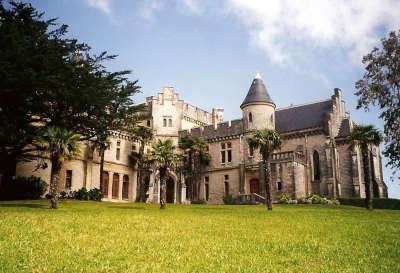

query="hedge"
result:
[0,176,48,200]
[338,198,400,210]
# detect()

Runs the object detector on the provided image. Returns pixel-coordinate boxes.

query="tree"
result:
[355,30,400,176]
[38,126,80,209]
[349,125,382,210]
[179,134,210,201]
[248,129,282,210]
[0,1,143,188]
[129,125,153,202]
[148,139,180,209]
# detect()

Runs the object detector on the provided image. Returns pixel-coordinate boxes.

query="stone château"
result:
[16,74,388,203]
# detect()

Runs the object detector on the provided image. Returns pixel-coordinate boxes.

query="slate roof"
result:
[275,100,332,133]
[241,77,274,107]
[180,99,336,140]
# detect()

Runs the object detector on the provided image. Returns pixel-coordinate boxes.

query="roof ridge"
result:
[276,99,331,111]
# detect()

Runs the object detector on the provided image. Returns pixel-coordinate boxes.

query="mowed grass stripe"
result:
[0,200,399,273]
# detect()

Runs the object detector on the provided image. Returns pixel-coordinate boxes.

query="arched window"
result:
[249,112,253,123]
[313,150,321,180]
[270,114,274,123]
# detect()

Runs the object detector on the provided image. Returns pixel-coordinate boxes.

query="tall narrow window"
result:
[313,150,321,180]
[65,170,72,190]
[163,118,167,127]
[168,118,172,127]
[205,176,209,201]
[249,112,253,123]
[224,175,229,196]
[116,141,121,160]
[221,142,232,164]
[277,181,282,191]
[249,145,254,157]
[147,120,151,127]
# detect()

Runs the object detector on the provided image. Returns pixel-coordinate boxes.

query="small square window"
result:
[221,143,226,149]
[224,175,229,180]
[227,142,232,149]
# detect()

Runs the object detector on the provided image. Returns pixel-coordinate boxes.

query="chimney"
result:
[212,107,224,129]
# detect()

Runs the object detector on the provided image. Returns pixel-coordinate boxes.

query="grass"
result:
[0,201,399,273]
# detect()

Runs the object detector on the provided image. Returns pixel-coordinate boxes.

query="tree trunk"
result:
[99,146,105,195]
[194,155,201,200]
[49,156,61,209]
[362,144,373,210]
[136,142,145,202]
[159,172,167,209]
[263,154,273,210]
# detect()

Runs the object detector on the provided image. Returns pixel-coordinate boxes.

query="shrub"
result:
[74,187,89,200]
[278,193,291,204]
[0,176,47,200]
[59,191,68,199]
[309,194,323,204]
[223,195,238,205]
[191,198,206,204]
[88,188,102,201]
[338,198,400,210]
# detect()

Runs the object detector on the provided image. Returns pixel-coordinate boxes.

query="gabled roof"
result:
[275,100,332,133]
[241,74,274,108]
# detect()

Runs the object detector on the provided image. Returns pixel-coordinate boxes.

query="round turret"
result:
[241,73,275,131]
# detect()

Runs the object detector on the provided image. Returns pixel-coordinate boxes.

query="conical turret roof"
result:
[240,73,274,108]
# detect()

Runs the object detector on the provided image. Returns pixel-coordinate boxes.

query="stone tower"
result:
[241,73,275,131]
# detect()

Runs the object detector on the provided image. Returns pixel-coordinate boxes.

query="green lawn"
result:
[0,201,399,273]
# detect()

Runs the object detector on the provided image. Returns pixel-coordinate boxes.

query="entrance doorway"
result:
[250,178,260,194]
[102,171,109,198]
[166,177,175,203]
[112,173,119,199]
[122,175,129,200]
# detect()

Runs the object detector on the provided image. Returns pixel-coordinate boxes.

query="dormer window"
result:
[249,112,253,123]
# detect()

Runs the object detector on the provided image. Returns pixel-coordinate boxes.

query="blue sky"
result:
[31,0,399,197]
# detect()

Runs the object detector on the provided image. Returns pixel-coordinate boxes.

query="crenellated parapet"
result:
[179,119,243,142]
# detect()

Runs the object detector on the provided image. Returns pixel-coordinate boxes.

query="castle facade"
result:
[15,75,388,203]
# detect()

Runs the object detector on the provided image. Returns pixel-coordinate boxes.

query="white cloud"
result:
[139,0,164,21]
[84,0,112,14]
[180,0,206,15]
[225,0,400,65]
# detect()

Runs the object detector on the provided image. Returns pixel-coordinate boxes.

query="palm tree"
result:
[349,124,382,210]
[39,126,80,209]
[179,134,210,201]
[129,125,153,202]
[148,139,180,209]
[248,129,282,210]
[90,135,110,197]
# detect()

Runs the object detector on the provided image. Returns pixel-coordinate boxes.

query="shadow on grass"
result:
[0,203,47,209]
